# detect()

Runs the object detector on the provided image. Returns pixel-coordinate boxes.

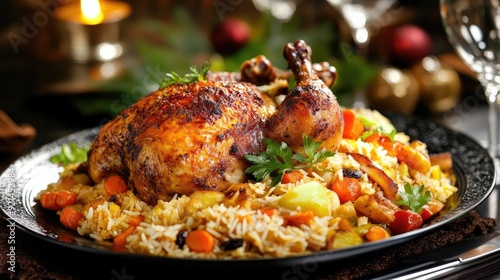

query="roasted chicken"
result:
[88,40,344,205]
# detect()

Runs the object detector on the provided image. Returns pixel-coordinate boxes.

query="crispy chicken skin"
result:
[88,81,274,204]
[88,40,344,205]
[264,40,344,152]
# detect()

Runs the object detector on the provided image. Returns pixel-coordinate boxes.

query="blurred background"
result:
[0,0,484,168]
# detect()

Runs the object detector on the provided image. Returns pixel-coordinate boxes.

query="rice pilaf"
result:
[37,107,458,259]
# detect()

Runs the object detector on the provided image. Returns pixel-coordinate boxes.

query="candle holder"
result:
[55,1,131,63]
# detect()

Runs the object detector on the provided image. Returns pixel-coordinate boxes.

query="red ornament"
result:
[390,25,432,67]
[210,18,251,56]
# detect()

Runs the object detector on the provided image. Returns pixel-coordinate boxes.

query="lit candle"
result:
[55,0,132,63]
[81,0,104,25]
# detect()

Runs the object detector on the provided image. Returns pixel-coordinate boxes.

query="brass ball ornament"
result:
[365,66,420,115]
[410,56,461,114]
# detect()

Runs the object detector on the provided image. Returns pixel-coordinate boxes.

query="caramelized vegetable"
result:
[347,153,398,200]
[429,152,453,172]
[353,193,398,224]
[394,141,431,174]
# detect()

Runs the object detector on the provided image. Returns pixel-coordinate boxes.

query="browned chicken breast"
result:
[88,40,343,205]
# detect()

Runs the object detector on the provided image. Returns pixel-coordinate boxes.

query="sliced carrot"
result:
[129,215,145,227]
[329,177,362,204]
[281,170,304,184]
[40,190,77,211]
[56,190,77,209]
[365,225,390,242]
[104,175,128,197]
[342,109,364,140]
[113,225,136,247]
[40,192,59,211]
[259,208,278,217]
[364,132,395,155]
[185,229,216,253]
[59,206,84,231]
[284,211,314,227]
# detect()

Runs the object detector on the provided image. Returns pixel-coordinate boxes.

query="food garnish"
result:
[159,61,211,89]
[396,183,431,213]
[49,142,90,166]
[244,134,335,186]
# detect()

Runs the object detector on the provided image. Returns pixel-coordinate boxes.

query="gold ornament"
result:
[411,56,461,114]
[366,67,420,115]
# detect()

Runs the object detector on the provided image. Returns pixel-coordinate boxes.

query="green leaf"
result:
[244,134,335,186]
[159,61,211,89]
[49,143,90,166]
[396,183,431,213]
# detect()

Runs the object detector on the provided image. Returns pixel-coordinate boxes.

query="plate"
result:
[0,113,495,269]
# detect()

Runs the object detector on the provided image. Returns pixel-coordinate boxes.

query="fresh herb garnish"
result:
[49,142,90,166]
[396,183,431,213]
[244,135,335,186]
[159,61,211,89]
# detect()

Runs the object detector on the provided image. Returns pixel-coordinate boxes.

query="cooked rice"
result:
[39,109,458,259]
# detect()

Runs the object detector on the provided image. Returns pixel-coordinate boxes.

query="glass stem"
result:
[485,82,500,159]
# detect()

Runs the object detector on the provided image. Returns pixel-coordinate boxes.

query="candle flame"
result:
[81,0,104,24]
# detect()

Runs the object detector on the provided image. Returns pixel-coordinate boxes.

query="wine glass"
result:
[440,0,500,180]
[326,0,398,47]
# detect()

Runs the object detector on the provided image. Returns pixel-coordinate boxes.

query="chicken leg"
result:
[264,40,344,152]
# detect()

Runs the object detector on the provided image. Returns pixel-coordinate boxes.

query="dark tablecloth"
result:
[0,210,495,280]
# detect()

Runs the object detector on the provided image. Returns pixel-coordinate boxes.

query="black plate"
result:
[0,114,495,269]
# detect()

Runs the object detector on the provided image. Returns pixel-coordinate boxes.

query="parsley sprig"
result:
[159,61,210,89]
[244,135,335,186]
[396,183,431,213]
[49,142,90,167]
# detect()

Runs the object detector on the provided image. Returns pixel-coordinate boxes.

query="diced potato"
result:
[278,181,330,217]
[185,191,225,215]
[334,201,358,221]
[329,231,364,249]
